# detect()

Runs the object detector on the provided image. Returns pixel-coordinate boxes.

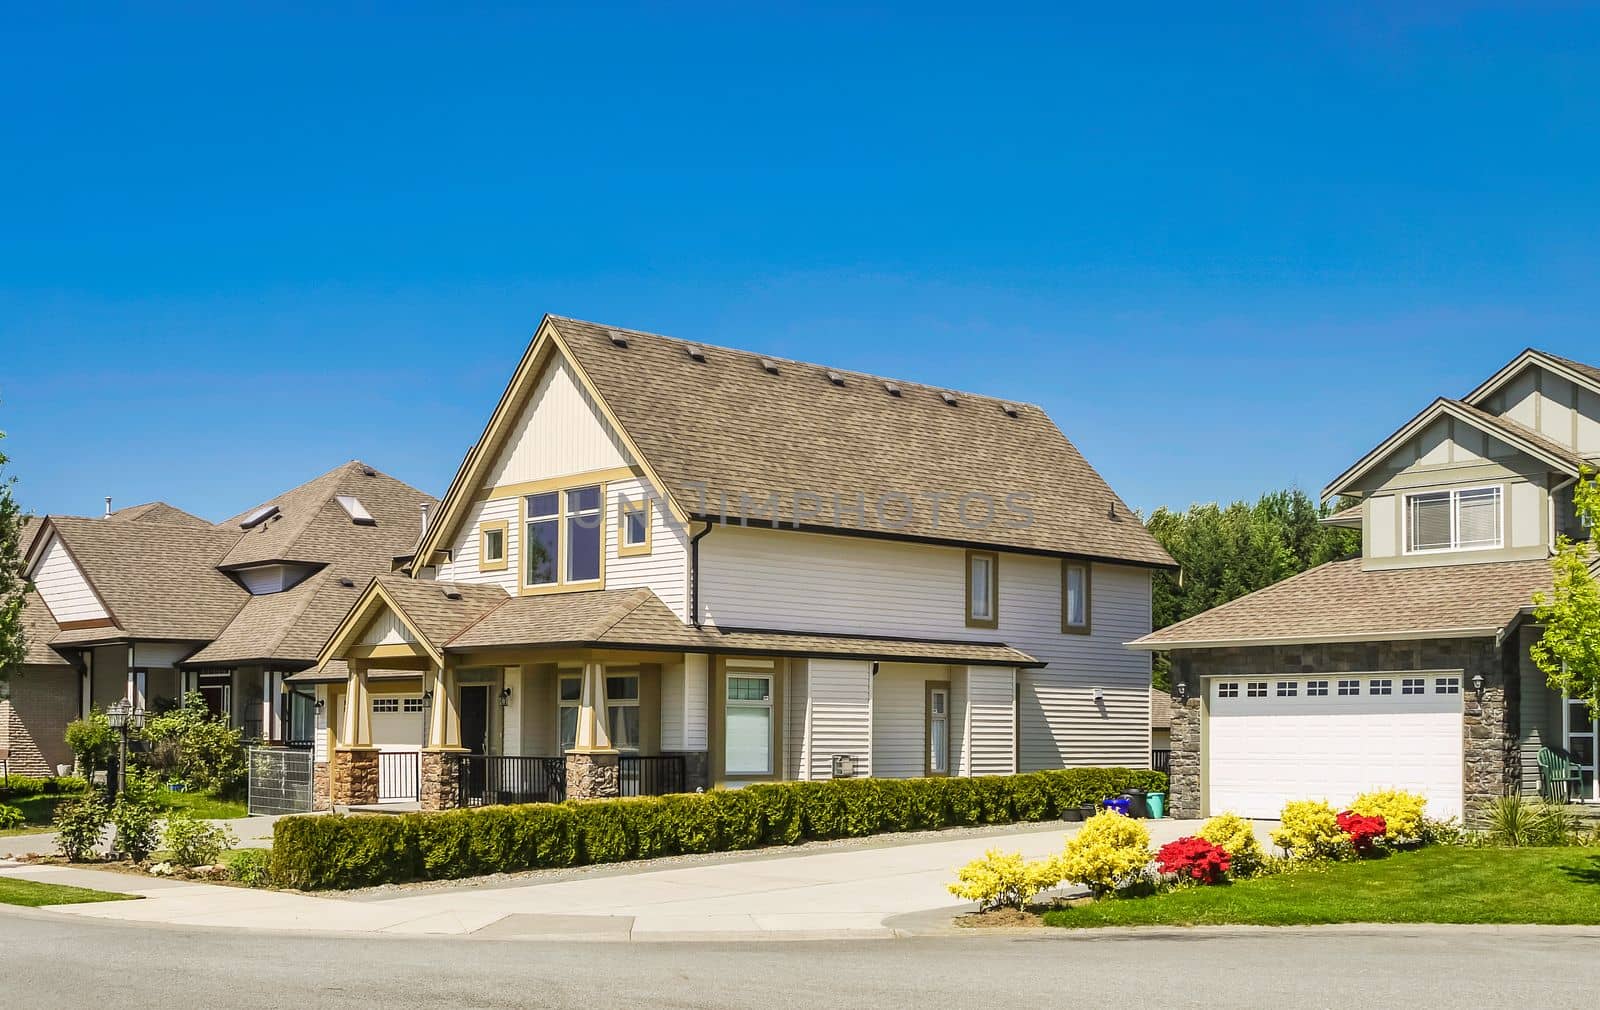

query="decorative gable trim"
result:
[1462,348,1600,408]
[24,524,120,630]
[317,579,443,668]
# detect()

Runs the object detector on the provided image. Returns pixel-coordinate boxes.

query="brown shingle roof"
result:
[550,317,1173,568]
[444,585,1040,666]
[106,502,212,528]
[19,590,71,668]
[1150,688,1171,730]
[1129,558,1554,650]
[218,461,435,569]
[1540,350,1600,389]
[1451,401,1590,472]
[372,574,511,653]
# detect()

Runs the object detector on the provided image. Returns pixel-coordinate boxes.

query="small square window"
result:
[1277,681,1297,698]
[1436,677,1461,695]
[1247,682,1267,698]
[403,697,425,713]
[1402,678,1425,695]
[1338,680,1360,696]
[1217,683,1239,699]
[558,675,582,702]
[1307,680,1329,697]
[372,697,399,713]
[1370,679,1393,696]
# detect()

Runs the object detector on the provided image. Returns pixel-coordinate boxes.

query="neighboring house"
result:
[1132,349,1600,824]
[311,315,1174,810]
[8,462,432,775]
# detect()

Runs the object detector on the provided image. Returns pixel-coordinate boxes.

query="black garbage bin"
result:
[1120,788,1149,819]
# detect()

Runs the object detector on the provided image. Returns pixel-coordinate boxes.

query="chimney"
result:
[104,496,113,518]
[420,503,430,538]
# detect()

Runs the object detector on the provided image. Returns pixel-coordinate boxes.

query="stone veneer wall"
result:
[1167,637,1511,826]
[566,751,621,800]
[312,761,331,811]
[330,748,379,806]
[420,751,463,811]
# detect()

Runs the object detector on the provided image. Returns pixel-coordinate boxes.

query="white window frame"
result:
[1217,682,1239,699]
[927,685,950,776]
[724,672,774,776]
[372,697,400,714]
[1337,679,1360,696]
[1403,486,1503,555]
[1276,681,1297,698]
[1402,678,1425,695]
[1246,681,1267,698]
[1436,676,1461,695]
[1307,680,1329,697]
[1370,678,1393,696]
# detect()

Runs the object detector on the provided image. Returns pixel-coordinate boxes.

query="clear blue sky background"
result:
[4,4,1598,521]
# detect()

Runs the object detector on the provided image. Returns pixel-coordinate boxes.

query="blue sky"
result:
[3,3,1598,520]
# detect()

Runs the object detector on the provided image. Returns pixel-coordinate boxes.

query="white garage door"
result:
[1208,673,1464,821]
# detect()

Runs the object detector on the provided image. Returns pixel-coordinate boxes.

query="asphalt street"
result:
[3,909,1595,1009]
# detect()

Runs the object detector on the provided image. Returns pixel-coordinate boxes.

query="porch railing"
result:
[456,755,566,807]
[620,754,687,797]
[377,750,421,803]
[1151,749,1171,776]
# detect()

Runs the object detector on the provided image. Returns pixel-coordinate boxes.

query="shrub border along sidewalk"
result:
[272,768,1165,890]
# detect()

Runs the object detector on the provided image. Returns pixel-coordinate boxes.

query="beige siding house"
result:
[1134,348,1600,825]
[311,314,1172,810]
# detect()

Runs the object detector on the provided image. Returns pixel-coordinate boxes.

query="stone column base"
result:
[420,750,463,811]
[312,761,332,811]
[331,748,379,806]
[566,750,621,800]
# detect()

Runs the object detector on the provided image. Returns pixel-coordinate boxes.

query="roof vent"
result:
[1107,502,1120,521]
[335,495,376,526]
[442,587,463,601]
[338,577,355,588]
[240,504,280,530]
[686,344,707,362]
[1000,402,1020,418]
[825,370,845,387]
[607,329,629,348]
[884,381,902,397]
[940,391,958,406]
[104,496,113,518]
[759,358,780,376]
[360,465,377,477]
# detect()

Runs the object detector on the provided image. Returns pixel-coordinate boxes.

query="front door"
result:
[1564,698,1598,800]
[460,685,489,755]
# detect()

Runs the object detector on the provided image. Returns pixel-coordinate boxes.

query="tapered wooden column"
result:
[425,663,463,751]
[567,660,620,799]
[332,659,378,805]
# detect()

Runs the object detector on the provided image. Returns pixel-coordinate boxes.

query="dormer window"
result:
[1405,486,1502,554]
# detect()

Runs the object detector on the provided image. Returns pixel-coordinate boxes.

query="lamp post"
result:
[105,699,146,797]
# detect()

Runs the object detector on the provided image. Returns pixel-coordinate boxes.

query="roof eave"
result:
[1126,626,1505,651]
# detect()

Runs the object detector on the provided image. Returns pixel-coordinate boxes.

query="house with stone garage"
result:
[1131,348,1600,825]
[6,462,432,775]
[307,314,1174,810]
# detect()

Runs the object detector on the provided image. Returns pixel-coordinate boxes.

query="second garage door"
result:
[1207,673,1464,821]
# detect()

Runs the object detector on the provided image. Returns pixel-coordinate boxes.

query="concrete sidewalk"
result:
[3,817,1276,941]
[0,814,282,859]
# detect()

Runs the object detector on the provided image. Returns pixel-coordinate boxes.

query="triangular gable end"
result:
[414,317,688,572]
[26,526,116,628]
[318,580,441,667]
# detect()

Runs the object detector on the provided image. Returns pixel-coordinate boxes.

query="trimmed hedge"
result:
[273,768,1165,890]
[0,775,88,801]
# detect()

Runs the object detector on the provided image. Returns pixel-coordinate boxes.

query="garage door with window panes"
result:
[1207,673,1464,821]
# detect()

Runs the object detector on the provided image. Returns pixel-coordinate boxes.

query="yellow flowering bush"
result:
[1198,812,1265,876]
[1350,789,1426,843]
[1270,799,1349,860]
[1057,810,1152,897]
[947,848,1064,911]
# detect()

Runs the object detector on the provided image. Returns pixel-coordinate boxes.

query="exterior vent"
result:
[442,588,463,601]
[1000,402,1020,418]
[940,391,958,406]
[686,344,707,362]
[607,330,629,348]
[239,505,280,530]
[825,370,845,386]
[884,381,902,397]
[759,358,780,375]
[338,577,356,588]
[360,465,377,477]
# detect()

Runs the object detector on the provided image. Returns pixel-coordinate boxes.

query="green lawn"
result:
[1044,847,1600,928]
[157,791,247,820]
[0,795,73,836]
[0,878,136,907]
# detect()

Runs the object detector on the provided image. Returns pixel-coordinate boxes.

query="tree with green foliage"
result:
[1143,489,1360,687]
[0,429,26,680]
[1531,470,1600,714]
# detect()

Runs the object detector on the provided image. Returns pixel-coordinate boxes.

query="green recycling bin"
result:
[1146,792,1166,819]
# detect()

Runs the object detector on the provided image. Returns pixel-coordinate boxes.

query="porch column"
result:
[567,660,620,800]
[501,667,523,757]
[332,659,378,806]
[420,663,465,811]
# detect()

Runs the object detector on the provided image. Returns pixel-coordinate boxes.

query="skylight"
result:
[239,505,279,530]
[335,495,376,525]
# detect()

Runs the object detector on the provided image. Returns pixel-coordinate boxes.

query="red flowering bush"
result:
[1336,811,1388,853]
[1155,836,1231,884]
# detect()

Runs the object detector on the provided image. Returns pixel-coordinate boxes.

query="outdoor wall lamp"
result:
[1472,673,1485,699]
[1175,681,1189,704]
[422,689,434,704]
[313,698,325,712]
[499,687,513,707]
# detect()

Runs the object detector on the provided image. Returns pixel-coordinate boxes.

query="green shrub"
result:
[164,811,237,867]
[0,774,89,800]
[53,796,108,861]
[139,693,246,795]
[271,766,1167,890]
[228,848,274,887]
[1271,800,1350,861]
[65,712,116,776]
[1197,812,1265,877]
[111,771,162,861]
[0,804,24,829]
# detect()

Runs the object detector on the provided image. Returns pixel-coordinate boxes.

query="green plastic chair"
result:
[1539,746,1584,804]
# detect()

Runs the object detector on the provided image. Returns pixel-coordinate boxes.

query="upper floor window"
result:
[1061,561,1091,634]
[966,551,999,628]
[1405,486,1501,554]
[524,484,603,588]
[618,497,652,557]
[478,520,508,572]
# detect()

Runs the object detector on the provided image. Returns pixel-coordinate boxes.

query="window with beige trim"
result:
[523,483,604,589]
[618,497,652,557]
[478,520,508,572]
[926,682,951,776]
[725,674,773,775]
[1062,560,1091,634]
[966,550,998,628]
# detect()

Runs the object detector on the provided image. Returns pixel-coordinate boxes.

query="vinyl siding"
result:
[439,497,521,592]
[805,658,872,779]
[966,665,1018,776]
[698,526,1153,770]
[32,535,108,624]
[871,663,947,778]
[360,611,418,647]
[482,355,631,488]
[949,666,968,777]
[785,661,809,779]
[604,478,690,620]
[660,660,684,750]
[684,653,708,750]
[1517,626,1566,796]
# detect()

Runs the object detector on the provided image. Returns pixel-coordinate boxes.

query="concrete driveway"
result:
[5,817,1270,940]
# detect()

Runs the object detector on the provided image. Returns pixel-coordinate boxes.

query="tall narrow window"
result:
[557,673,581,751]
[725,674,773,775]
[526,492,559,586]
[927,683,950,776]
[966,551,999,628]
[606,672,640,750]
[565,485,602,583]
[1062,560,1091,634]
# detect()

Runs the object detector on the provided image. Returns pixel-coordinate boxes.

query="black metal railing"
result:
[377,750,421,803]
[456,755,566,807]
[239,716,264,743]
[283,739,314,750]
[1152,749,1171,776]
[620,755,687,797]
